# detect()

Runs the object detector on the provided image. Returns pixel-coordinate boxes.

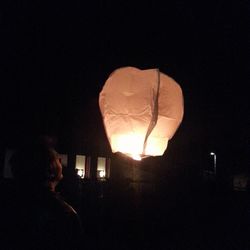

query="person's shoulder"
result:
[52,192,84,239]
[53,192,78,215]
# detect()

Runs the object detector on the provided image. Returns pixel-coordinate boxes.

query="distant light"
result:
[99,170,106,178]
[77,169,84,178]
[210,152,215,156]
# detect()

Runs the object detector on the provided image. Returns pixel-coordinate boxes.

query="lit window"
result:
[97,157,110,179]
[75,155,91,179]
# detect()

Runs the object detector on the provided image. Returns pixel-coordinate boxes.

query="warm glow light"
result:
[99,170,106,178]
[210,152,215,156]
[111,134,144,157]
[131,154,142,161]
[77,169,84,178]
[111,134,167,159]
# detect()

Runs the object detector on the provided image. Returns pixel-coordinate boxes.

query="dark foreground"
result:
[77,179,250,250]
[1,177,249,250]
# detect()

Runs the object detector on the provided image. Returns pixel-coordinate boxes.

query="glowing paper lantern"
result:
[99,67,184,160]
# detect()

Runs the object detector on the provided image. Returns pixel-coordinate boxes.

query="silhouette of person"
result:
[1,138,83,250]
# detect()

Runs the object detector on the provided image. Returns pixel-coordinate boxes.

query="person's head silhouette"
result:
[10,137,63,191]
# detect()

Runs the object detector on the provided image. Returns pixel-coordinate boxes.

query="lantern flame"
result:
[111,134,144,159]
[131,154,142,161]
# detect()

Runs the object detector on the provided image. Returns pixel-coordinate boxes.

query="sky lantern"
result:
[99,67,184,160]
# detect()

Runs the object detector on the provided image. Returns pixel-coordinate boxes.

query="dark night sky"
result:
[0,1,249,171]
